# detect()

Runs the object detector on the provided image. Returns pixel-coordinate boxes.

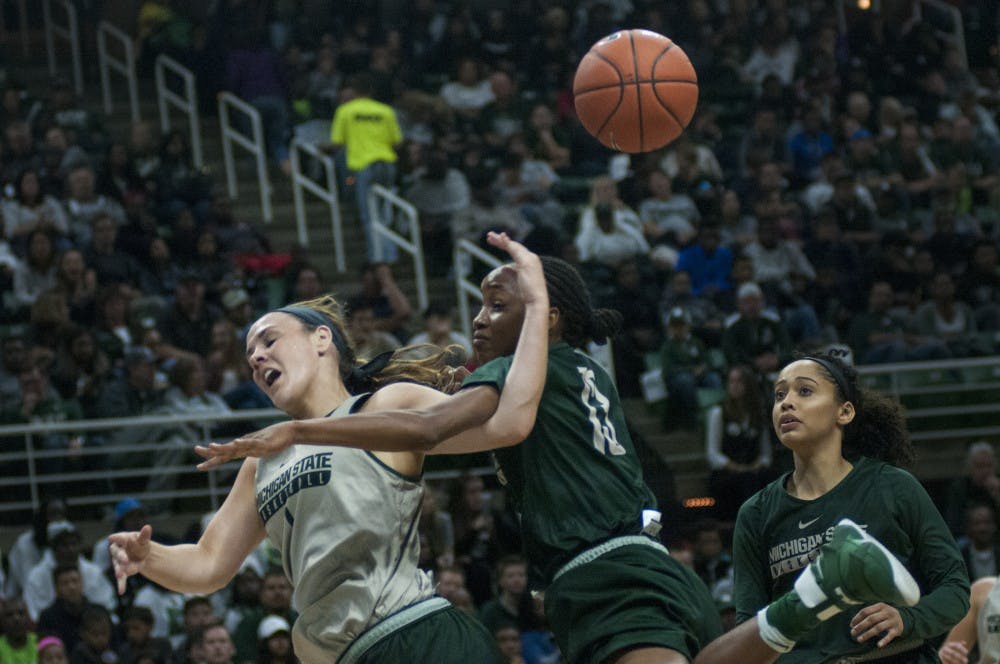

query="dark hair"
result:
[423,300,453,319]
[540,256,622,348]
[182,595,213,615]
[189,618,227,648]
[723,365,766,430]
[799,351,914,467]
[123,605,155,626]
[495,554,526,575]
[80,605,111,631]
[52,563,80,585]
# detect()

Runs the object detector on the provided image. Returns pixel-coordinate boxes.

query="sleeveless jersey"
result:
[978,580,1000,664]
[464,342,656,586]
[254,394,433,663]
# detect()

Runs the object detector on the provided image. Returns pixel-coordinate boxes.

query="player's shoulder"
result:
[364,381,447,411]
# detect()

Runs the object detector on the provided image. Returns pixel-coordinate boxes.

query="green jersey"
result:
[733,456,969,662]
[465,342,656,586]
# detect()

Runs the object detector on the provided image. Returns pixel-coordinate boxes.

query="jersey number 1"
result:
[577,367,626,456]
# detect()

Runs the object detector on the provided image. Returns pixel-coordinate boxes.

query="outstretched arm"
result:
[195,232,548,466]
[938,576,994,664]
[109,459,266,595]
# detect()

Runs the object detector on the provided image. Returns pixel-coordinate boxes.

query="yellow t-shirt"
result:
[330,98,401,172]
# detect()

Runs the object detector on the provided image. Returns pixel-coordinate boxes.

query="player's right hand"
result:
[938,640,969,664]
[108,525,152,595]
[195,420,296,470]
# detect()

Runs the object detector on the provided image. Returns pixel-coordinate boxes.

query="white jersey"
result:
[255,394,433,663]
[978,580,1000,664]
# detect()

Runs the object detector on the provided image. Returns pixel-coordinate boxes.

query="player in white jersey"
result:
[940,576,1000,664]
[108,233,550,664]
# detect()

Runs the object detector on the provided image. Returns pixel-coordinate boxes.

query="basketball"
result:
[573,29,698,154]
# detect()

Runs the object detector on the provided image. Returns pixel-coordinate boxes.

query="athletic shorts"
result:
[343,598,503,664]
[545,537,723,664]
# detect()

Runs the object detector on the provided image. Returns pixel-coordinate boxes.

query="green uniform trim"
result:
[553,535,669,582]
[337,597,449,664]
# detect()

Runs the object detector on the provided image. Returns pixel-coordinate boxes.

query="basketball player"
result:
[732,354,969,662]
[939,576,1000,664]
[199,257,926,664]
[109,233,548,664]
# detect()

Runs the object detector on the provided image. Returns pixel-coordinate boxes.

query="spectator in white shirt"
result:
[575,201,650,267]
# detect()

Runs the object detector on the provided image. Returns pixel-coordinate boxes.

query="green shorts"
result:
[344,598,503,664]
[545,536,723,664]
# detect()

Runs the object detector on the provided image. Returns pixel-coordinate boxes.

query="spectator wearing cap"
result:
[659,306,723,428]
[24,522,116,621]
[659,270,726,348]
[255,615,294,664]
[157,271,222,357]
[91,498,146,572]
[232,569,295,664]
[220,288,254,339]
[37,635,68,664]
[721,282,791,378]
[0,598,37,664]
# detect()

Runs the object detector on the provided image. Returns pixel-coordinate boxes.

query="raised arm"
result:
[195,232,548,466]
[108,459,266,595]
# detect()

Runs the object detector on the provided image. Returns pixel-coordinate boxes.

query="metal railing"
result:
[917,0,967,69]
[42,0,83,96]
[453,239,501,341]
[97,21,140,123]
[218,92,272,223]
[856,356,1000,441]
[155,55,203,169]
[0,409,284,515]
[368,184,427,311]
[290,139,345,272]
[0,407,494,518]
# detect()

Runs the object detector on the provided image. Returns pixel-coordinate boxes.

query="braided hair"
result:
[540,256,623,348]
[800,350,915,467]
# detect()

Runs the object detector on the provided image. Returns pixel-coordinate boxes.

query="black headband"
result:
[275,306,392,394]
[802,356,855,404]
[276,306,351,359]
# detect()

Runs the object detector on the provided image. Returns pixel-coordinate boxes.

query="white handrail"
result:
[453,239,501,341]
[368,184,428,310]
[155,55,203,169]
[218,92,272,223]
[290,139,345,272]
[42,0,83,96]
[916,0,968,69]
[97,21,140,123]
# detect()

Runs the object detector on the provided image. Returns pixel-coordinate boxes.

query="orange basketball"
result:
[573,29,698,153]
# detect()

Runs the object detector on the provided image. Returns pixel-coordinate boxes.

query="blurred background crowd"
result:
[0,0,996,662]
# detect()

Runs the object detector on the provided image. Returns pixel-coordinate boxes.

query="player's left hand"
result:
[195,421,296,470]
[850,603,905,648]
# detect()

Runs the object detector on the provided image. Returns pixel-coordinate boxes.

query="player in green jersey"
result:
[731,352,969,662]
[200,261,927,664]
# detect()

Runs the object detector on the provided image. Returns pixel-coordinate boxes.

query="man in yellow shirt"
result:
[330,73,402,262]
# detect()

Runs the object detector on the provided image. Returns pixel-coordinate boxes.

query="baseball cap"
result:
[222,288,250,311]
[46,520,77,541]
[38,636,65,654]
[258,615,291,640]
[124,346,156,367]
[850,128,873,142]
[667,307,691,325]
[737,282,764,301]
[115,497,144,521]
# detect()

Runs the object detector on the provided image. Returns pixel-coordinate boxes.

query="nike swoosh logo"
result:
[798,517,821,529]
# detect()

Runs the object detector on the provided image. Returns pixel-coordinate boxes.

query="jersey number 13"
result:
[577,367,626,456]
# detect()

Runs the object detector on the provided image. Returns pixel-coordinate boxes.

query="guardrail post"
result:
[290,139,346,272]
[97,21,141,123]
[368,185,428,310]
[218,92,273,223]
[155,55,203,169]
[43,0,83,95]
[24,432,39,512]
[453,239,502,341]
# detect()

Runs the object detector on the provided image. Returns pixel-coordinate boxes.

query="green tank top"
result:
[464,342,656,586]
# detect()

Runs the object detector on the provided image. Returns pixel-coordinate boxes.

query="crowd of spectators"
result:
[0,0,997,661]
